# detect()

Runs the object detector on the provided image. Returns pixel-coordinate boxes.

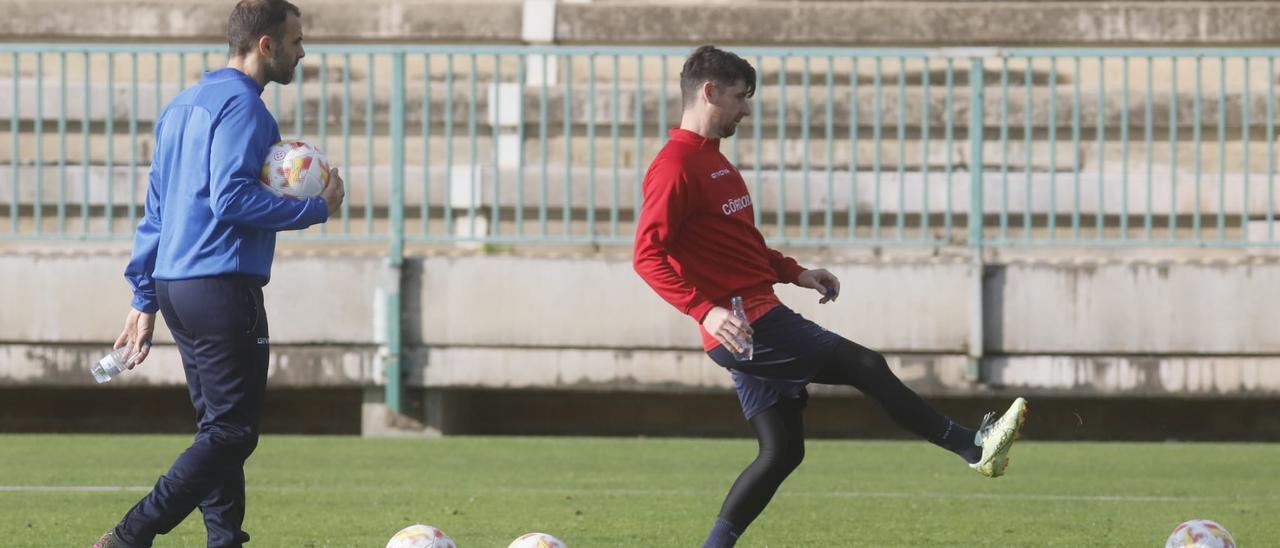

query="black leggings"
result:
[813,338,950,441]
[717,337,952,529]
[717,397,806,529]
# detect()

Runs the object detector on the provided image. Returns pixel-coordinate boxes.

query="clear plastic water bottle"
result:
[730,296,754,362]
[90,346,138,384]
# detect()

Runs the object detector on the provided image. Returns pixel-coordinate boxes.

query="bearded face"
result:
[266,12,304,86]
[709,80,752,139]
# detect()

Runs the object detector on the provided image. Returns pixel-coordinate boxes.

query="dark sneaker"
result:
[93,530,133,548]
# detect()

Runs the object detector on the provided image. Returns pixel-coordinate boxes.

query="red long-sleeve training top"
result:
[633,129,808,351]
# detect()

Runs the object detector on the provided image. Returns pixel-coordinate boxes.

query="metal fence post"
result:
[385,52,406,415]
[967,55,986,383]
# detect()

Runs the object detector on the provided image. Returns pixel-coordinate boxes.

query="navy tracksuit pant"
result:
[115,276,270,548]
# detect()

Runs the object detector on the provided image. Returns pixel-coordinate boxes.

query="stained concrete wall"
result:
[5,246,1280,435]
[4,248,1280,393]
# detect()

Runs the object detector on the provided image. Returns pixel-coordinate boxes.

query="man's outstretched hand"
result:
[796,268,840,304]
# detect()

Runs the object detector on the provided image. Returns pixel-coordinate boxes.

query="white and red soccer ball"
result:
[507,532,567,548]
[259,140,330,198]
[1165,519,1236,548]
[385,524,457,548]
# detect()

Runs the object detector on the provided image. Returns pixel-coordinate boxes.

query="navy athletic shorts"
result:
[706,305,842,419]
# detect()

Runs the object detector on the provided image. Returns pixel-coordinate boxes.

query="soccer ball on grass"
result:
[507,532,567,548]
[1165,519,1236,548]
[386,524,457,548]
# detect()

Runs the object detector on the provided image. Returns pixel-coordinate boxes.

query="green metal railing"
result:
[4,45,1280,248]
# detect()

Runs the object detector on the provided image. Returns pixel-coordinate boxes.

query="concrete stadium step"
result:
[5,163,1280,231]
[3,129,1276,180]
[4,76,1276,132]
[1,1,1276,45]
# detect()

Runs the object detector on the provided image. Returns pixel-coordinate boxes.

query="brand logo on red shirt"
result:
[722,194,752,215]
[710,168,733,179]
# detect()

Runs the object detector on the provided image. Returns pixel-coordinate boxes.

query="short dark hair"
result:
[227,0,301,57]
[679,45,757,108]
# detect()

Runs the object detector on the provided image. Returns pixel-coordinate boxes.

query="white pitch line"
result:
[475,487,1280,503]
[790,491,1280,503]
[1,485,1275,504]
[0,486,150,493]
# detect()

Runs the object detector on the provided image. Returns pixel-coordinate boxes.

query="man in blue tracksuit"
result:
[95,1,344,547]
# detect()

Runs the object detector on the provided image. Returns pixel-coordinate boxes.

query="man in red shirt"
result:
[634,46,1029,548]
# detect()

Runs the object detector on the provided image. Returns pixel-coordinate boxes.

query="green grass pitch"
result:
[2,435,1276,546]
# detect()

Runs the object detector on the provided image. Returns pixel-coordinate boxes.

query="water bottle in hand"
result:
[90,346,139,384]
[730,296,754,362]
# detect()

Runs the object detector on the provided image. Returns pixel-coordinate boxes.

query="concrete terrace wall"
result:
[4,246,1280,436]
[5,2,1280,438]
